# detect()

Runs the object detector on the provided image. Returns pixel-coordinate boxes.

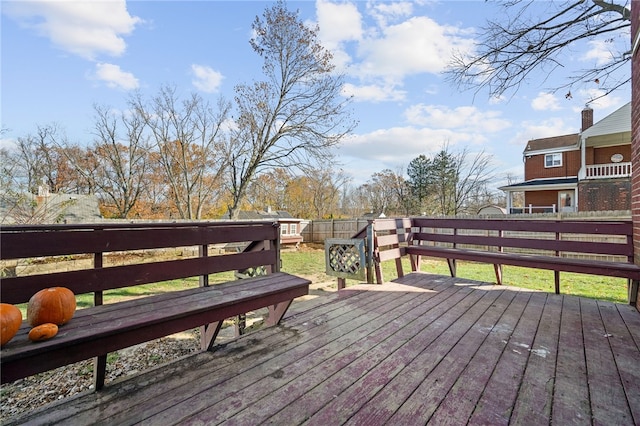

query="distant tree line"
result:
[1,115,503,222]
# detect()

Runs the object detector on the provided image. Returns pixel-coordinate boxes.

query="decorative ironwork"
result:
[235,265,268,279]
[325,238,366,280]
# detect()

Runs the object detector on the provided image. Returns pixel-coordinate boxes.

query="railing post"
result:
[366,222,374,284]
[93,250,106,391]
[554,231,561,294]
[199,243,209,287]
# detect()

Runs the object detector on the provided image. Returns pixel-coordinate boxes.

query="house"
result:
[222,207,305,247]
[0,192,102,224]
[500,102,631,213]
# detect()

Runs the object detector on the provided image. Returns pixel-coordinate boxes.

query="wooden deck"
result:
[7,273,640,425]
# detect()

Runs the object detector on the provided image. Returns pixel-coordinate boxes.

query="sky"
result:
[0,0,632,190]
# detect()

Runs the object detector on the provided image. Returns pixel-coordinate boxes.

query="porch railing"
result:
[584,162,632,179]
[510,204,557,214]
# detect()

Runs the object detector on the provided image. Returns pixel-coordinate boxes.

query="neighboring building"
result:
[0,192,102,224]
[501,102,631,213]
[361,212,386,219]
[223,208,305,247]
[477,205,507,216]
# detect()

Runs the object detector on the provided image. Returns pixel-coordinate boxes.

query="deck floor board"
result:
[5,273,640,426]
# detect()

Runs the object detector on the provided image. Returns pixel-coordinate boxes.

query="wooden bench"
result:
[0,221,310,389]
[371,217,640,305]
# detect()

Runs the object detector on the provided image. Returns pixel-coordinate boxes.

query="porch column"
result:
[579,136,586,179]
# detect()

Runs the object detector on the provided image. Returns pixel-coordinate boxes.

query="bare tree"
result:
[290,167,349,219]
[7,124,78,194]
[65,105,151,219]
[434,146,496,216]
[447,0,631,100]
[132,86,231,219]
[226,1,356,219]
[357,169,407,216]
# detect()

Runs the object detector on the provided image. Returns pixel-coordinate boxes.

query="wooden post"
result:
[199,243,209,287]
[92,251,106,390]
[554,231,561,294]
[494,230,503,285]
[366,222,374,284]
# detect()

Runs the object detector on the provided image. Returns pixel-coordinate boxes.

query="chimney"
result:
[581,106,593,131]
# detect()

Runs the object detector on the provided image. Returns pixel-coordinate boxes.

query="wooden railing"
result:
[584,162,632,179]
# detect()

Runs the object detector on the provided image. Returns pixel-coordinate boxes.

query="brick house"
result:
[501,102,631,213]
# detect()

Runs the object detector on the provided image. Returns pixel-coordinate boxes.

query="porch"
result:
[8,272,640,425]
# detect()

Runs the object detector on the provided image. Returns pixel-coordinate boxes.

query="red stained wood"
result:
[0,221,309,391]
[0,221,279,259]
[373,217,640,290]
[580,298,634,424]
[552,296,591,425]
[5,273,640,426]
[1,273,309,383]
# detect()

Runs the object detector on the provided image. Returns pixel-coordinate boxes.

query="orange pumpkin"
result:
[0,303,22,346]
[28,323,59,342]
[27,287,76,327]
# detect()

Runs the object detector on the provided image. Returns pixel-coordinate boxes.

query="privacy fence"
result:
[301,211,631,244]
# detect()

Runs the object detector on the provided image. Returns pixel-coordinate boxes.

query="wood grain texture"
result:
[5,272,639,426]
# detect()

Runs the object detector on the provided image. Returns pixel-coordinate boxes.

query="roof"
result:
[524,134,579,153]
[581,102,631,139]
[0,193,102,224]
[499,177,578,191]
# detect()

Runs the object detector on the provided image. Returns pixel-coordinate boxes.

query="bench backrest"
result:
[0,221,281,305]
[372,217,634,278]
[409,217,633,259]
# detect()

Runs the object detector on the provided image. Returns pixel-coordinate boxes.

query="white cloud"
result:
[508,117,574,146]
[315,1,474,85]
[315,0,363,70]
[582,40,615,66]
[404,105,511,134]
[354,16,475,79]
[4,0,141,60]
[191,65,224,93]
[0,137,18,151]
[531,92,561,111]
[577,88,623,110]
[340,126,462,164]
[316,0,363,45]
[341,82,406,102]
[367,1,414,27]
[93,63,139,90]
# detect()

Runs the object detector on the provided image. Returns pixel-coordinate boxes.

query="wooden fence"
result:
[301,219,371,243]
[301,211,631,244]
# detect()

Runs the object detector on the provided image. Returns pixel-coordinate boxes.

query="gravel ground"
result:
[0,329,202,421]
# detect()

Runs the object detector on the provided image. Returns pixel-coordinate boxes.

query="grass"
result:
[373,255,628,304]
[14,247,629,317]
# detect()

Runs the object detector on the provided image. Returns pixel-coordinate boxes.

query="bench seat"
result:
[370,218,640,305]
[405,245,640,280]
[1,272,310,384]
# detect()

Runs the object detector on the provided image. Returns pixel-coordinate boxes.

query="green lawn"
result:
[367,255,628,304]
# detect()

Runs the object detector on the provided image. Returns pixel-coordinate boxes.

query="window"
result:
[545,153,562,168]
[280,224,289,235]
[290,224,297,235]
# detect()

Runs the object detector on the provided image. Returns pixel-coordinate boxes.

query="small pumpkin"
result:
[27,287,76,327]
[0,303,23,346]
[28,323,59,342]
